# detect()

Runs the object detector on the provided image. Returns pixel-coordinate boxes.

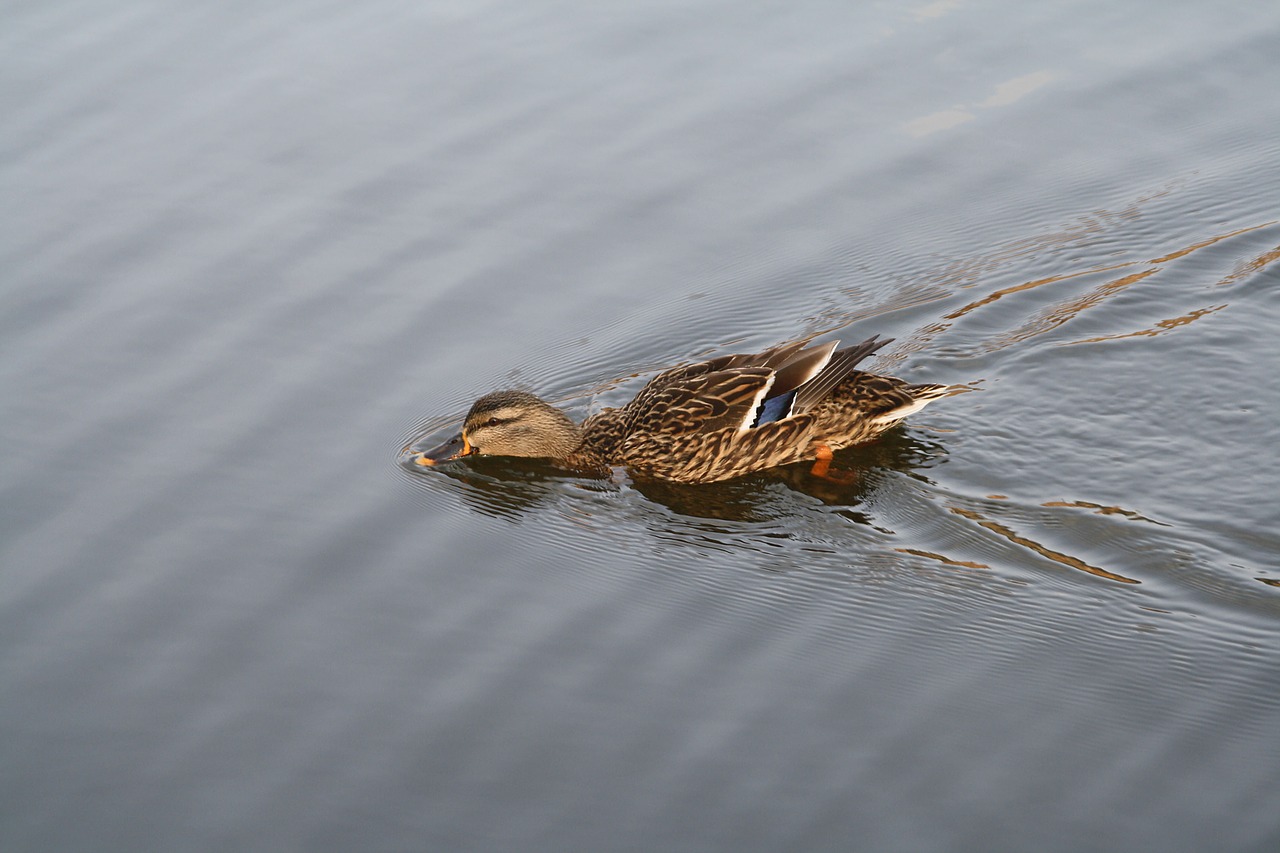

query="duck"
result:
[414,335,951,484]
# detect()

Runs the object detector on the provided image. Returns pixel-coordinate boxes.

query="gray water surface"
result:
[4,1,1280,851]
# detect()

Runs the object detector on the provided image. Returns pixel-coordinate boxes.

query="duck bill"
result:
[414,432,473,466]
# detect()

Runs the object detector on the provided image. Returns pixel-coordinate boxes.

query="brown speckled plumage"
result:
[420,336,951,483]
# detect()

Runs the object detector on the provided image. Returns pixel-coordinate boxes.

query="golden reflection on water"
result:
[1217,241,1280,288]
[948,505,1140,584]
[1069,303,1227,345]
[885,215,1278,358]
[1041,499,1168,526]
[1149,221,1276,264]
[804,193,1276,371]
[849,187,1174,359]
[894,547,990,570]
[962,266,1162,353]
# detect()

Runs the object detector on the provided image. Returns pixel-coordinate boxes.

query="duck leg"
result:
[809,443,860,486]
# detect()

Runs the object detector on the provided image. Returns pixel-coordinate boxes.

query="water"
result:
[4,0,1279,850]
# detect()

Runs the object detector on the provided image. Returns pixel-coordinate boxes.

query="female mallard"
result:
[415,335,950,483]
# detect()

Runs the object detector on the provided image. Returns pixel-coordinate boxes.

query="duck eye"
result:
[486,417,500,427]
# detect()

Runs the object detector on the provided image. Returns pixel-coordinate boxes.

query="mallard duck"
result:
[414,335,950,483]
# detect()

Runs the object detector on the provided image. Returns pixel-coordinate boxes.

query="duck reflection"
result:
[397,450,606,522]
[401,426,947,524]
[628,428,945,522]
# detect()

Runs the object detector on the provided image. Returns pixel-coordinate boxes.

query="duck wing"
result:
[621,339,843,435]
[629,367,777,436]
[623,339,816,410]
[792,335,893,413]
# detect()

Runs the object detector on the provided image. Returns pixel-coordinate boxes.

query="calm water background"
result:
[4,0,1280,850]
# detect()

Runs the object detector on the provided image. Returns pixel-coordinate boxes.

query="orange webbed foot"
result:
[809,444,859,485]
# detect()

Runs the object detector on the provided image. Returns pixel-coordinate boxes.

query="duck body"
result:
[417,336,950,484]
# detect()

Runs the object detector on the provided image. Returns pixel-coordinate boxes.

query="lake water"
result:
[4,0,1280,850]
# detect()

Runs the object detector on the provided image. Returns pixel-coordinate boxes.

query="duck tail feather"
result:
[792,336,893,412]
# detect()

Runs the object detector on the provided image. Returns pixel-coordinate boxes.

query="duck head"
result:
[415,390,583,466]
